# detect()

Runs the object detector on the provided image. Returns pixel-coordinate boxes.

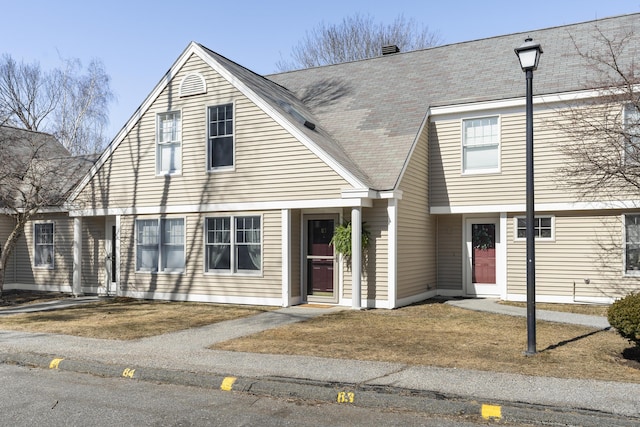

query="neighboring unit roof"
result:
[267,13,640,190]
[0,126,95,208]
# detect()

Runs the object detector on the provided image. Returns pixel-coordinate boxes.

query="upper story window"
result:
[208,104,234,171]
[625,214,640,274]
[34,222,54,268]
[515,216,554,240]
[157,111,181,175]
[462,116,500,173]
[623,104,640,164]
[136,218,185,273]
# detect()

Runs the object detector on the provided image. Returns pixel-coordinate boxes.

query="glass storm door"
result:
[465,218,500,297]
[105,218,118,296]
[305,217,337,300]
[472,223,496,284]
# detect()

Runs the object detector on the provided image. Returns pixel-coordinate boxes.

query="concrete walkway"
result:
[0,297,637,425]
[445,297,611,329]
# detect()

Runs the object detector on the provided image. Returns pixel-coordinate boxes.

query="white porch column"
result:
[387,198,398,309]
[351,206,362,309]
[281,209,291,307]
[72,217,83,296]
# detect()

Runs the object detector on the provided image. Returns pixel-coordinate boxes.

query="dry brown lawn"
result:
[0,297,273,340]
[1,293,638,383]
[213,301,640,384]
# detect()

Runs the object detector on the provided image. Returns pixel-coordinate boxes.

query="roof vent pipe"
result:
[382,45,400,55]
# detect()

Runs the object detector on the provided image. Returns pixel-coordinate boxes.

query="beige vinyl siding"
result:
[339,202,389,302]
[78,54,350,211]
[12,215,74,290]
[430,105,619,208]
[397,130,436,300]
[81,217,104,293]
[119,211,282,301]
[507,211,640,299]
[363,200,389,300]
[0,215,16,283]
[436,215,463,290]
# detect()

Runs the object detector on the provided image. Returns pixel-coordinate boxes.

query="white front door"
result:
[465,217,501,297]
[104,218,118,296]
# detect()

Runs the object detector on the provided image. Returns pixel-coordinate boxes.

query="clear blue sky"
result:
[2,0,638,140]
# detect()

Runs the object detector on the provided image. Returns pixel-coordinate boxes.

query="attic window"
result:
[179,72,207,97]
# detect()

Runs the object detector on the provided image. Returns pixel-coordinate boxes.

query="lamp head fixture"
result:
[515,37,543,71]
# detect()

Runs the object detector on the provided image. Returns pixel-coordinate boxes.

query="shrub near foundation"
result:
[608,293,640,347]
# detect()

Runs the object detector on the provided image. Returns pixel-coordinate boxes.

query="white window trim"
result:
[461,115,501,175]
[135,217,186,274]
[206,102,236,173]
[623,103,640,165]
[33,221,55,269]
[514,215,555,242]
[624,213,640,277]
[203,214,263,276]
[156,110,182,176]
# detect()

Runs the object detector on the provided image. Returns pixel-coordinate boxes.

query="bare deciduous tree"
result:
[0,127,90,294]
[0,54,114,156]
[557,26,640,200]
[276,14,442,71]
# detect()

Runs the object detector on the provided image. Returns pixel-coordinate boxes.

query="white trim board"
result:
[70,197,374,217]
[119,289,282,306]
[431,200,640,215]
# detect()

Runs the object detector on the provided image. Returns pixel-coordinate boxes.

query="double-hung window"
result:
[136,218,185,273]
[623,104,640,164]
[515,216,554,240]
[625,214,640,274]
[208,104,234,170]
[157,111,181,174]
[205,216,261,273]
[462,116,500,173]
[34,222,54,268]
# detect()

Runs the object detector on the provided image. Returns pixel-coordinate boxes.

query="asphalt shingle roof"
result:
[263,13,640,190]
[0,126,95,208]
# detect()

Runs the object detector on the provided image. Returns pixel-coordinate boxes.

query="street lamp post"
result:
[515,38,543,356]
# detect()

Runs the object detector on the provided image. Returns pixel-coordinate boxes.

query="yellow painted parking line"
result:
[220,376,237,391]
[481,404,502,420]
[49,358,64,369]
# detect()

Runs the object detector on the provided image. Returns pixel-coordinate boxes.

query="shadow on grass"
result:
[540,327,612,353]
[622,346,640,364]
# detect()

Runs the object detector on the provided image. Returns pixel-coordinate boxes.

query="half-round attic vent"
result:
[179,72,207,97]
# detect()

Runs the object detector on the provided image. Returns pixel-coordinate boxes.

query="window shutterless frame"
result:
[461,115,501,175]
[203,214,262,275]
[135,217,186,273]
[156,110,182,176]
[514,215,555,241]
[624,214,640,276]
[33,222,55,269]
[206,103,235,172]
